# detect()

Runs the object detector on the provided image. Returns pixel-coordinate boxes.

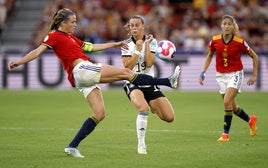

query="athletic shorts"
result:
[73,61,102,98]
[216,70,244,94]
[123,83,165,103]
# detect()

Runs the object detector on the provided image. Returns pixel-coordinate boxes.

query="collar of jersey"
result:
[221,34,234,45]
[56,30,68,34]
[131,35,146,44]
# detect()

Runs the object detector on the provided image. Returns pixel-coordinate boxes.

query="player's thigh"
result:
[100,64,132,82]
[224,87,238,105]
[149,97,174,122]
[129,89,150,112]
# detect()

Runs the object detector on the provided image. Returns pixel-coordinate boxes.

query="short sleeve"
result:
[43,33,56,48]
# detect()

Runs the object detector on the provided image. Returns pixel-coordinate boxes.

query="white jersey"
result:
[121,35,157,77]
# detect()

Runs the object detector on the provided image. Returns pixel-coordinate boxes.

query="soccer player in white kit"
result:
[121,15,181,154]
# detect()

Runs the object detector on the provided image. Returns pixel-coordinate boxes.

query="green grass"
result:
[0,89,267,168]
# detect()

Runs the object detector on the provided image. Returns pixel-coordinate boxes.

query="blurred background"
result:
[0,0,267,91]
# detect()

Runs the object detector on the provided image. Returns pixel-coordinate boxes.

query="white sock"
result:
[136,112,148,147]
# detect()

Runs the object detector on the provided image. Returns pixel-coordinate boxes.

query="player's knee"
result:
[93,109,106,122]
[165,116,174,123]
[137,106,150,113]
[160,115,174,123]
[124,67,132,73]
[223,102,232,110]
[123,68,134,79]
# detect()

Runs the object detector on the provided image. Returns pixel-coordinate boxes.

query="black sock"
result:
[68,117,97,148]
[234,107,250,122]
[130,74,171,87]
[223,110,233,134]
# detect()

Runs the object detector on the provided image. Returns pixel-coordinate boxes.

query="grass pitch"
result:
[0,89,267,168]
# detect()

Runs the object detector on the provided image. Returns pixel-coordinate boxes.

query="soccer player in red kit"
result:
[199,15,258,142]
[8,8,181,158]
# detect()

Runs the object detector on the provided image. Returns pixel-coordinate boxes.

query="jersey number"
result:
[223,58,228,67]
[136,61,146,72]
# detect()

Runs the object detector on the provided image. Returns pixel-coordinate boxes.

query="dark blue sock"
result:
[131,74,171,87]
[223,110,233,134]
[68,117,97,148]
[234,108,250,122]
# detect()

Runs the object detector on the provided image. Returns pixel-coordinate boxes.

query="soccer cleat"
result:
[137,145,147,154]
[64,147,85,158]
[249,115,257,136]
[169,65,181,89]
[217,133,229,142]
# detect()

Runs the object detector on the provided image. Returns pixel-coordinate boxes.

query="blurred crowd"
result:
[6,0,268,51]
[0,0,16,36]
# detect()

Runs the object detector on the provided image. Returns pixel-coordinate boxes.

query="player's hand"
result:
[199,71,206,85]
[136,39,143,51]
[247,75,257,86]
[9,61,20,70]
[145,34,153,43]
[116,41,128,50]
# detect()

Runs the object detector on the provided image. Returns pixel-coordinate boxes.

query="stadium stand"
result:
[0,0,51,51]
[0,0,16,36]
[0,0,268,52]
[1,0,268,91]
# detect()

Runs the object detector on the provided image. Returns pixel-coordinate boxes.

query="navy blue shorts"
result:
[123,83,165,103]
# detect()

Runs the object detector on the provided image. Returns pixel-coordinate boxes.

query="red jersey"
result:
[43,31,90,87]
[208,34,250,72]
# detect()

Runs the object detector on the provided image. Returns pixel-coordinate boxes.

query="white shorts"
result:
[72,61,102,98]
[216,70,244,94]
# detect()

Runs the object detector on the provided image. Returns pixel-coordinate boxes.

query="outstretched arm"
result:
[9,44,48,70]
[91,41,128,52]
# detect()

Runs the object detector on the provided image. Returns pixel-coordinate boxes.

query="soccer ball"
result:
[156,40,176,62]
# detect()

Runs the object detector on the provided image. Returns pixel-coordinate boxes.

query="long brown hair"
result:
[49,8,75,31]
